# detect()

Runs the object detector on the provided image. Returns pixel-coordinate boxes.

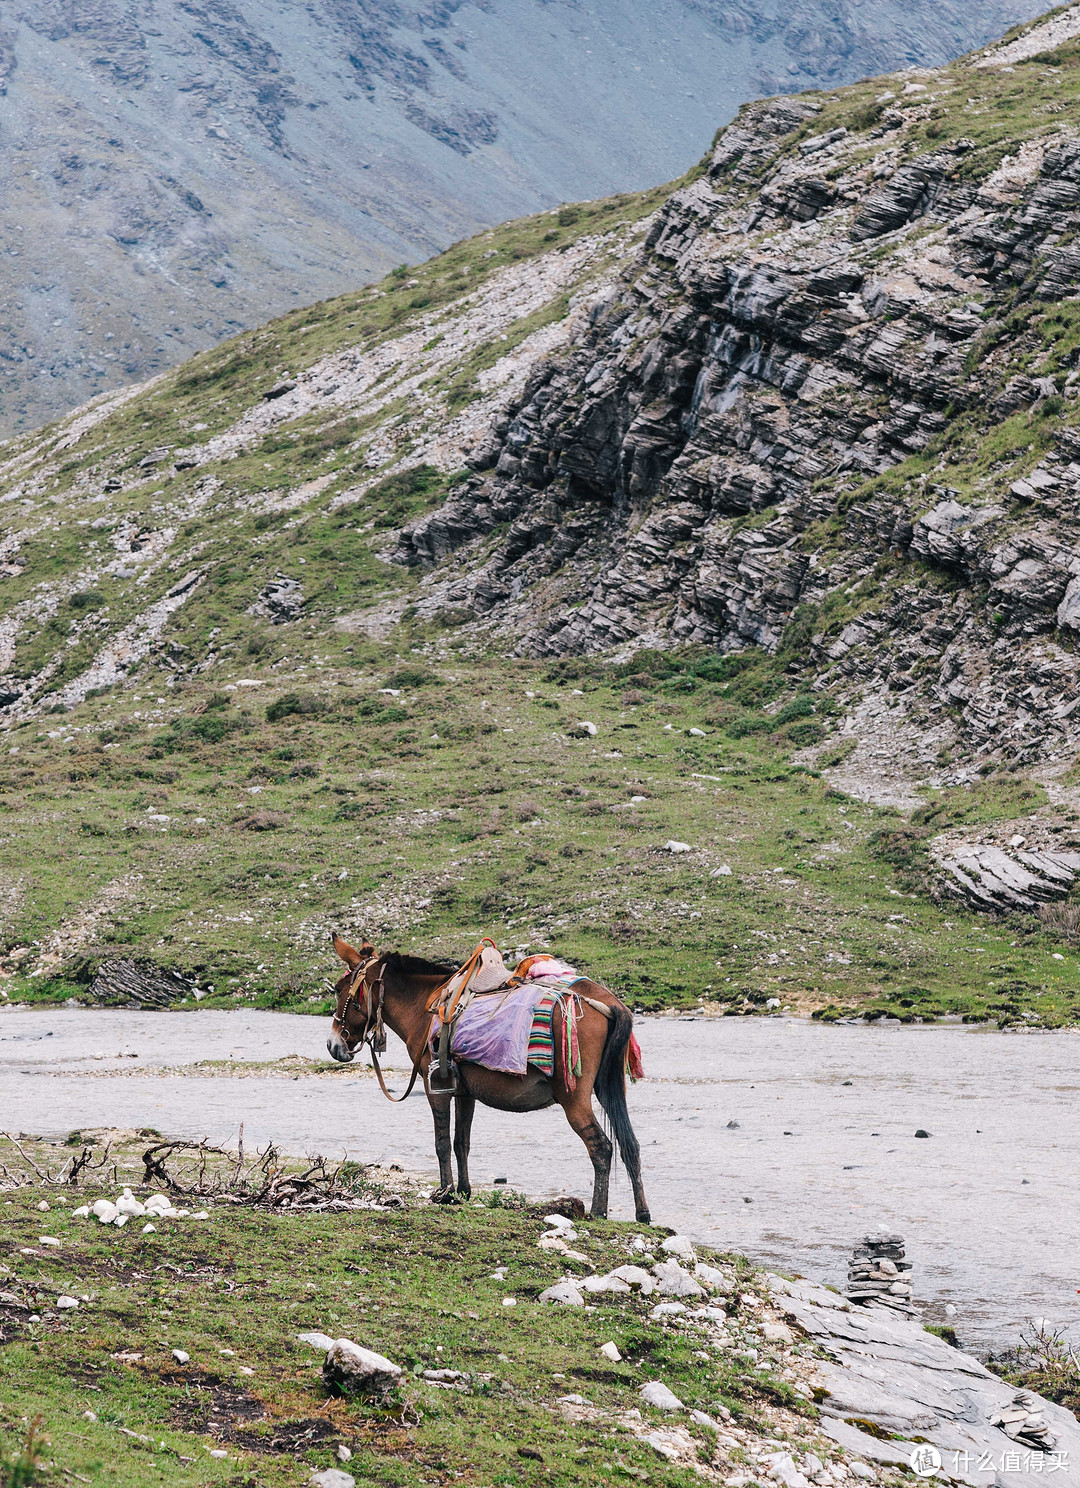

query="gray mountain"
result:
[0,0,1044,436]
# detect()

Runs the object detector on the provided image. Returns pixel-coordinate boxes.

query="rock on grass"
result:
[323,1338,402,1396]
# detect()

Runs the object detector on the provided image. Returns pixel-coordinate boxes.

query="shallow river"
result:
[2,1008,1077,1353]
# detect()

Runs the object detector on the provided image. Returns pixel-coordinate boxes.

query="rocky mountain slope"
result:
[6,8,1080,1010]
[0,0,1046,435]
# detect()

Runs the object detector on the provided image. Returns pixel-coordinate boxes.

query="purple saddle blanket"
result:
[430,983,551,1076]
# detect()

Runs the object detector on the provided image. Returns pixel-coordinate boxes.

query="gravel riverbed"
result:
[2,1006,1076,1353]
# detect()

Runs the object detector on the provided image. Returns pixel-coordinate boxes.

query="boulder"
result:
[641,1380,685,1410]
[609,1264,656,1293]
[539,1281,585,1306]
[653,1259,705,1298]
[323,1339,402,1396]
[297,1331,336,1351]
[661,1235,695,1260]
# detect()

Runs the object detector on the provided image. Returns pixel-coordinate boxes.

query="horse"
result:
[325,934,650,1222]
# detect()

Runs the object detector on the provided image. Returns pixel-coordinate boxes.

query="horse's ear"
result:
[332,932,363,968]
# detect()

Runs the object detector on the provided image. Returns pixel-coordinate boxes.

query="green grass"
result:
[0,1135,827,1488]
[2,634,1079,1028]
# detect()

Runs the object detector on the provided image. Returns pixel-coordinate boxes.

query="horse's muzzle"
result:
[327,1034,354,1063]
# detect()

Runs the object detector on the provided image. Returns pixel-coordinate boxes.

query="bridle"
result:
[334,948,383,1051]
[332,949,429,1104]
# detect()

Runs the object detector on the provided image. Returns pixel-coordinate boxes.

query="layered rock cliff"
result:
[387,7,1080,788]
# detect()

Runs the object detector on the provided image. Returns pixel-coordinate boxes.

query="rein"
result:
[336,953,428,1104]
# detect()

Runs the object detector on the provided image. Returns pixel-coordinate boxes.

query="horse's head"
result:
[326,932,377,1063]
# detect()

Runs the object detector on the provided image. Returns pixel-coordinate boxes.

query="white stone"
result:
[600,1341,622,1362]
[324,1339,402,1394]
[336,1445,352,1462]
[56,1296,79,1310]
[665,840,693,853]
[297,1331,337,1351]
[661,1235,696,1260]
[172,1349,190,1364]
[91,1200,118,1222]
[694,1263,731,1291]
[653,1259,705,1298]
[38,1236,61,1248]
[311,1471,355,1488]
[711,864,733,876]
[609,1264,656,1293]
[650,1302,687,1318]
[114,1214,128,1228]
[142,1224,156,1234]
[690,1409,720,1430]
[116,1194,146,1217]
[502,1296,517,1306]
[209,1449,227,1459]
[539,1281,585,1306]
[848,1465,874,1481]
[72,1206,90,1218]
[37,1200,49,1212]
[543,1214,573,1229]
[582,1274,631,1294]
[763,1321,794,1344]
[640,1380,685,1410]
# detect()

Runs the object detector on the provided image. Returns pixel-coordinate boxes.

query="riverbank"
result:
[4,1008,1077,1355]
[2,1132,1078,1488]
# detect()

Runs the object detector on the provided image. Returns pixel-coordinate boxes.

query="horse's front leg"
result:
[560,1083,613,1219]
[428,1092,457,1203]
[453,1089,475,1198]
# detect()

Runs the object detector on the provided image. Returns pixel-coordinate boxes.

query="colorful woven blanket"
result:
[428,963,643,1087]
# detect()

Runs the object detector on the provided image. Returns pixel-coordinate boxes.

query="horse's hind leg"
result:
[453,1089,475,1198]
[560,1086,613,1219]
[428,1093,457,1203]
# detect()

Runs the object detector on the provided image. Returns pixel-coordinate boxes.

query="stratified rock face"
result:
[390,16,1080,768]
[0,0,1043,433]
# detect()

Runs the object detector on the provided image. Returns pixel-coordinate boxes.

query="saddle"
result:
[427,939,518,1093]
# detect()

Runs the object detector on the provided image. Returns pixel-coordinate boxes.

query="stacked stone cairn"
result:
[845,1233,914,1314]
[990,1391,1058,1451]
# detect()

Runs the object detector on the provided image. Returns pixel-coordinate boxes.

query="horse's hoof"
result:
[430,1186,461,1206]
[457,1186,472,1200]
[636,1208,652,1224]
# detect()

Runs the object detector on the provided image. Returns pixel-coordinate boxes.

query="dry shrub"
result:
[1038,899,1080,943]
[232,809,289,831]
[515,798,539,822]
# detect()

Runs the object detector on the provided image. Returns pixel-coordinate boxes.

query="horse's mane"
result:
[381,950,457,978]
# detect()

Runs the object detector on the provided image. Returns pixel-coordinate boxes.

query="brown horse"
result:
[325,934,650,1222]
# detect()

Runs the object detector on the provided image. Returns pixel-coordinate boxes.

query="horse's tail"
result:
[593,1002,642,1188]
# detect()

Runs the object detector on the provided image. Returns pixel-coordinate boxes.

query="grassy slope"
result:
[0,1136,821,1488]
[4,28,1080,1024]
[2,640,1078,1027]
